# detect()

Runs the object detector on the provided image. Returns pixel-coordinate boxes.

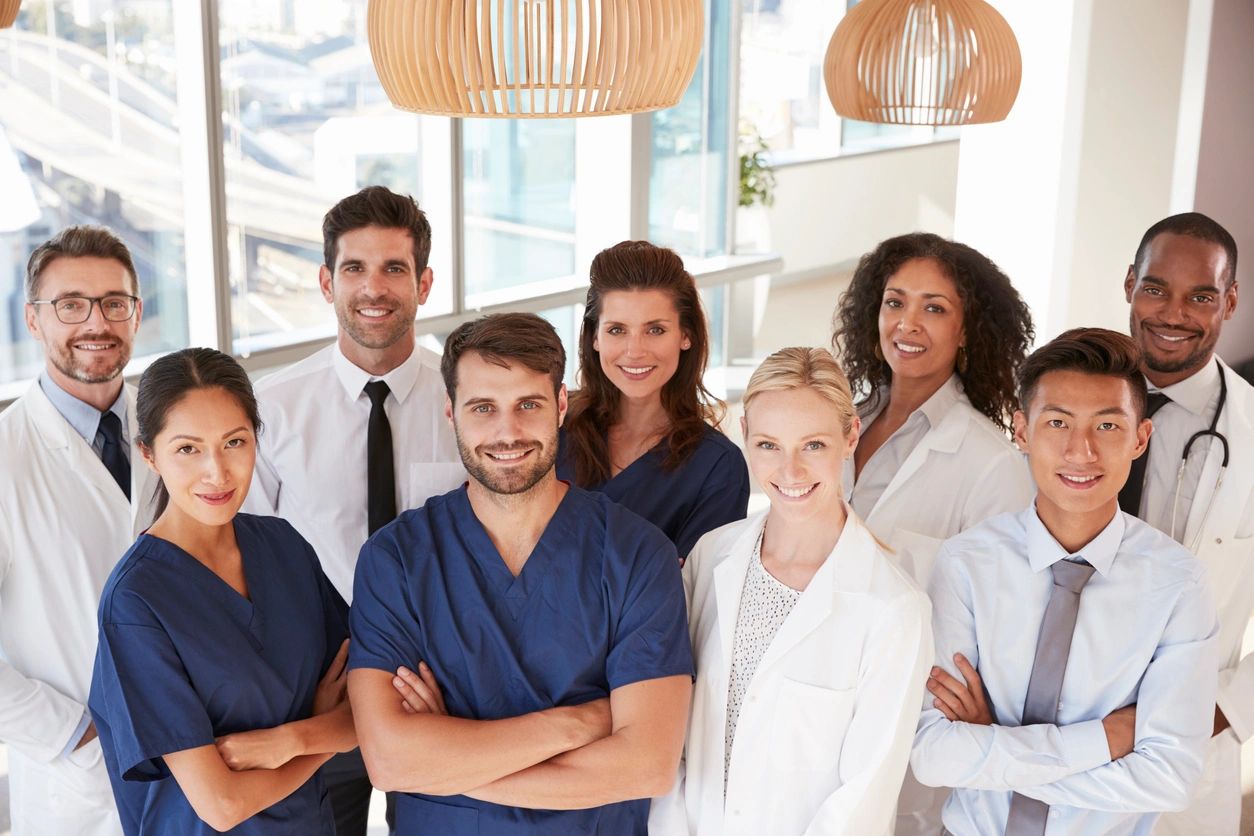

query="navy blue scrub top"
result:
[89,514,349,836]
[556,424,750,561]
[349,484,694,836]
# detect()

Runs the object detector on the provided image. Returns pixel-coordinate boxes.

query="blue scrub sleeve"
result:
[349,539,421,675]
[674,447,751,561]
[94,622,216,782]
[605,540,695,691]
[305,540,350,672]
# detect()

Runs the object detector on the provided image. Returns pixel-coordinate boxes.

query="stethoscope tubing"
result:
[1170,361,1230,547]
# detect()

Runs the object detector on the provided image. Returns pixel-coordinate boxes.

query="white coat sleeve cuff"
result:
[1061,718,1111,773]
[58,710,92,760]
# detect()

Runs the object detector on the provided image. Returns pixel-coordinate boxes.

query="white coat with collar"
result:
[0,382,159,836]
[844,389,1034,836]
[1156,358,1254,836]
[649,508,933,836]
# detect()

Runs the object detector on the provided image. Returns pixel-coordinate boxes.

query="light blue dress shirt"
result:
[911,505,1219,835]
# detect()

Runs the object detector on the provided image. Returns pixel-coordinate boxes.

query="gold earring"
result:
[957,346,968,374]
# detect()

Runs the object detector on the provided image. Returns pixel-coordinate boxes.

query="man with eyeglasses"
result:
[0,225,160,835]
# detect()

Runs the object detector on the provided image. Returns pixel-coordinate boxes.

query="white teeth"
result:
[489,450,528,461]
[775,484,817,498]
[1155,333,1189,342]
[895,342,925,354]
[621,366,655,375]
[75,343,114,350]
[358,308,391,318]
[1060,474,1098,484]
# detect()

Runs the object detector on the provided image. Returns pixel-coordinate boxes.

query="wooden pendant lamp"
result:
[824,0,1021,126]
[367,0,705,118]
[1,1,20,29]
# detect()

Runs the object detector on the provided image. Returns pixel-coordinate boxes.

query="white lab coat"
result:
[844,393,1035,836]
[0,382,159,835]
[649,509,933,836]
[1156,358,1254,836]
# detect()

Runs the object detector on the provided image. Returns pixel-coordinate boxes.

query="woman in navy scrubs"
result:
[559,241,750,560]
[89,348,354,834]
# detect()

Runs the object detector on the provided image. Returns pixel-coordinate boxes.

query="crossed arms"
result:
[349,664,691,808]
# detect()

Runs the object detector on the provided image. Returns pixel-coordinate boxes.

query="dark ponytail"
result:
[136,348,261,517]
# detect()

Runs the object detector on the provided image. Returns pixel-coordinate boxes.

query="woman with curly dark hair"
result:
[558,240,750,561]
[833,232,1036,836]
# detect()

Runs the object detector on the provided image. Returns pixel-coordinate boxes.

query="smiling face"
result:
[141,386,256,529]
[593,289,690,405]
[1125,232,1237,387]
[1014,369,1151,528]
[878,258,965,388]
[320,224,432,365]
[743,387,860,524]
[446,351,567,497]
[25,255,142,394]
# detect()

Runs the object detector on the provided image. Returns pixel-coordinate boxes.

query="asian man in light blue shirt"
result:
[911,328,1219,835]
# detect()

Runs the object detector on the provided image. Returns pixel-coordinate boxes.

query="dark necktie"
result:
[97,411,131,501]
[365,381,397,535]
[1005,559,1097,835]
[1117,392,1171,516]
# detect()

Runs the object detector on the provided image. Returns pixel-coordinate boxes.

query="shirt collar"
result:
[1149,359,1220,418]
[858,373,963,427]
[331,341,424,404]
[38,372,127,445]
[1024,503,1125,576]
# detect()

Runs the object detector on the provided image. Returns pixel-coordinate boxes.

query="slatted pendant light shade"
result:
[367,0,705,118]
[824,0,1021,126]
[1,1,20,29]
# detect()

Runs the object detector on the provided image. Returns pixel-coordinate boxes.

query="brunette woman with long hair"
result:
[558,241,750,560]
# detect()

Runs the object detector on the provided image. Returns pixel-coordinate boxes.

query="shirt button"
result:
[1216,537,1224,545]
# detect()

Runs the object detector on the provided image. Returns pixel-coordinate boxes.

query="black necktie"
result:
[98,411,131,501]
[365,381,397,535]
[1117,392,1171,516]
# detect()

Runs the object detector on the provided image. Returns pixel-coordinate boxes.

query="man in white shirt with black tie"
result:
[246,186,464,834]
[1118,212,1254,836]
[912,328,1219,835]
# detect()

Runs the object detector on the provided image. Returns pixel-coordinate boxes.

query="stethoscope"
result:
[1169,360,1230,547]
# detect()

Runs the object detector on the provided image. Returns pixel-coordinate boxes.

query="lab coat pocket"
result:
[64,734,103,772]
[770,680,856,773]
[889,529,946,586]
[403,462,468,511]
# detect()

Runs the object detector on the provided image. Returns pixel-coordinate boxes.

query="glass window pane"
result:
[0,1,188,386]
[461,120,577,305]
[219,0,430,354]
[739,0,843,164]
[650,0,732,257]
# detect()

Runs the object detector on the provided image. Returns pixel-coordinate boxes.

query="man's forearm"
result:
[462,724,677,809]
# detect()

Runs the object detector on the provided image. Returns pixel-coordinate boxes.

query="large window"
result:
[0,0,188,390]
[218,0,432,354]
[0,0,783,396]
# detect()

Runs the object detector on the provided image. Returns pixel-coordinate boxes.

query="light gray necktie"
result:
[1004,559,1097,836]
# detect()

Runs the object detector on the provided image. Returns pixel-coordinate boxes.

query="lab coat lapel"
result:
[868,405,968,520]
[713,514,765,663]
[1185,361,1253,544]
[754,513,875,678]
[26,383,127,505]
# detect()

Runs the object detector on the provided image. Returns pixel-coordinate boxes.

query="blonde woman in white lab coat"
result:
[649,347,932,836]
[832,232,1036,834]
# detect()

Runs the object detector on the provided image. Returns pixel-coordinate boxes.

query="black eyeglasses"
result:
[29,294,139,324]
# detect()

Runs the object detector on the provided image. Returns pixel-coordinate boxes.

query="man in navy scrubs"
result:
[348,312,693,835]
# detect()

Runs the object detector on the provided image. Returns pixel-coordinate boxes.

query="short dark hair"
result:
[1017,328,1148,420]
[441,313,566,401]
[322,186,432,272]
[26,226,139,301]
[1133,212,1238,287]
